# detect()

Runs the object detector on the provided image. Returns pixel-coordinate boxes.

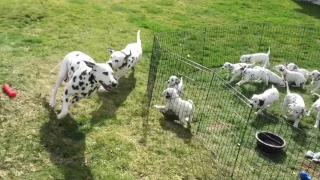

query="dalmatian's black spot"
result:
[77,61,80,64]
[102,72,109,76]
[86,83,88,86]
[119,62,128,69]
[82,87,85,90]
[76,54,80,56]
[108,62,113,69]
[81,93,87,97]
[115,69,118,72]
[65,89,68,95]
[71,66,74,72]
[258,99,265,107]
[79,81,84,87]
[89,74,97,84]
[72,85,79,90]
[79,75,83,80]
[81,70,87,76]
[65,98,68,102]
[128,64,131,68]
[115,60,119,62]
[91,85,94,88]
[73,76,77,82]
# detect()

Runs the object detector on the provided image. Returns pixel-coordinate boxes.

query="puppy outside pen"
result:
[145,24,320,179]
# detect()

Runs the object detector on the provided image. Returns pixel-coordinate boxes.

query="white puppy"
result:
[50,51,117,119]
[306,93,320,128]
[285,63,309,79]
[239,47,270,68]
[106,30,142,81]
[167,76,183,96]
[264,69,286,87]
[250,85,279,114]
[221,62,255,82]
[282,81,307,128]
[154,88,195,126]
[274,65,306,89]
[309,70,320,93]
[235,66,269,86]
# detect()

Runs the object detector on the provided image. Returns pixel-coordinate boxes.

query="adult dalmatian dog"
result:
[50,51,117,119]
[106,30,142,82]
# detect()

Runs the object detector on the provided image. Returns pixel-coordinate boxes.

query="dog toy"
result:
[300,170,312,180]
[305,150,320,163]
[3,84,17,98]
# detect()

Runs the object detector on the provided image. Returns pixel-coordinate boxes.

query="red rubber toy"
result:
[3,84,17,98]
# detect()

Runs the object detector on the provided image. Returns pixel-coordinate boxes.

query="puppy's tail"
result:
[50,62,62,73]
[136,30,141,46]
[285,81,290,94]
[188,99,195,114]
[267,47,271,56]
[312,93,320,98]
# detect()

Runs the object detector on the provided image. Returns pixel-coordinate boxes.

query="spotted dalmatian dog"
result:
[50,51,117,119]
[285,62,309,79]
[274,64,306,89]
[282,81,307,128]
[309,70,320,93]
[221,61,256,80]
[106,30,142,82]
[250,85,279,114]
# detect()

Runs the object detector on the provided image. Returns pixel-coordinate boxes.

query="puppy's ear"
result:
[83,61,96,68]
[293,65,298,70]
[240,66,245,71]
[107,46,115,53]
[258,99,265,107]
[124,50,132,62]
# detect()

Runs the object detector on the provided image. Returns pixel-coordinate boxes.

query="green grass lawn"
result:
[1,0,320,179]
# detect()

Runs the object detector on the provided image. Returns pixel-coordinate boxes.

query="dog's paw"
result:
[57,112,67,119]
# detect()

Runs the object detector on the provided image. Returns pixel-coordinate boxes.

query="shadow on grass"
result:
[289,125,309,146]
[40,98,93,180]
[293,0,320,19]
[255,146,287,164]
[250,112,280,129]
[158,111,193,143]
[89,69,136,125]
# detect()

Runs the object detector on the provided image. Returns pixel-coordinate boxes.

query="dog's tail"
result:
[312,93,320,98]
[136,30,141,46]
[262,56,269,69]
[285,81,290,94]
[267,47,271,56]
[188,99,195,114]
[50,62,62,73]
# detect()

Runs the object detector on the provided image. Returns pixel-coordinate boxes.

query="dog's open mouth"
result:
[99,81,112,91]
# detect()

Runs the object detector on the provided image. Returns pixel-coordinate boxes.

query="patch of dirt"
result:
[301,161,320,178]
[209,122,232,131]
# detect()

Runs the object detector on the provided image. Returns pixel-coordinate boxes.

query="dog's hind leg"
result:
[50,61,68,108]
[57,89,70,119]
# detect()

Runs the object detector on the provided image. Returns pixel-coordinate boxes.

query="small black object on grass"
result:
[255,131,286,153]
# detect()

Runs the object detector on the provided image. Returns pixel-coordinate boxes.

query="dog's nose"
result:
[111,82,118,87]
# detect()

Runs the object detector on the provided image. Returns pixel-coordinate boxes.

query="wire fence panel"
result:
[146,24,320,179]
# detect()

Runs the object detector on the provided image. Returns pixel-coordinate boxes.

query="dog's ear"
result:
[240,66,245,71]
[83,60,96,68]
[107,46,115,53]
[124,50,132,62]
[258,99,265,107]
[293,65,298,70]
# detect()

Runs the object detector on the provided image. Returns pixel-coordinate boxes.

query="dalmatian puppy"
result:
[154,88,195,126]
[221,62,256,80]
[235,66,269,86]
[285,62,309,79]
[263,69,286,87]
[282,81,307,128]
[309,70,320,93]
[250,85,279,114]
[50,51,117,119]
[306,93,320,128]
[274,65,306,89]
[167,75,183,96]
[239,47,270,68]
[106,30,142,81]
